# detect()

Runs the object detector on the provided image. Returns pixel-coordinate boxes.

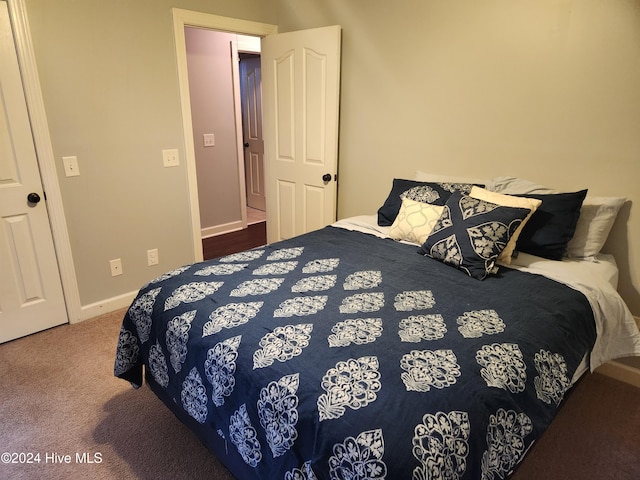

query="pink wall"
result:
[185,27,242,231]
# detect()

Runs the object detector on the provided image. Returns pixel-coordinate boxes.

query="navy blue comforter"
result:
[115,226,596,480]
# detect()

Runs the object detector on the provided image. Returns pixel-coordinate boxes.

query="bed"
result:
[114,175,640,480]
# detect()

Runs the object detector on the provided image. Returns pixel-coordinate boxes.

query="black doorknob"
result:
[243,142,250,148]
[322,173,332,182]
[27,192,41,204]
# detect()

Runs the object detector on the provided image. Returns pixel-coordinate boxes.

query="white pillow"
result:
[469,186,542,264]
[414,170,487,185]
[566,196,626,258]
[389,197,444,245]
[486,176,555,194]
[487,176,625,258]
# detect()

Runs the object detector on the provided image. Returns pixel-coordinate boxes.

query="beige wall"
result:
[24,0,276,308]
[185,27,243,232]
[276,0,640,314]
[22,0,640,316]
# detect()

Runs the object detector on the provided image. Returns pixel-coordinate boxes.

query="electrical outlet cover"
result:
[162,149,180,167]
[110,258,123,276]
[63,156,80,177]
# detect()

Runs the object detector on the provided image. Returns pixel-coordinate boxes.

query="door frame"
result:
[6,0,80,322]
[171,9,277,262]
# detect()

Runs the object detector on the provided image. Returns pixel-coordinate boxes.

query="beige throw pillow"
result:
[389,198,444,245]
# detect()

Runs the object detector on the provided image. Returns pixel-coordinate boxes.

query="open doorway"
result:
[202,41,267,260]
[184,29,264,232]
[183,28,266,259]
[171,9,277,262]
[174,12,342,258]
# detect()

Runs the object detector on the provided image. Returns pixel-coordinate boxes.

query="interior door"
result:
[261,25,341,242]
[0,2,67,343]
[239,55,266,211]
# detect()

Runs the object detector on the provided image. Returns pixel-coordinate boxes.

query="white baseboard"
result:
[201,220,244,239]
[596,315,640,388]
[596,360,640,388]
[74,290,138,323]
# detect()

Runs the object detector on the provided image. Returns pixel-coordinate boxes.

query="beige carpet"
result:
[1,309,639,480]
[0,309,233,480]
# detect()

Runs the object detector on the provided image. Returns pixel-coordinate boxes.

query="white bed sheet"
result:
[332,215,640,374]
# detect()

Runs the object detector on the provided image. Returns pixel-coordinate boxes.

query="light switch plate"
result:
[203,133,215,147]
[147,248,159,266]
[62,156,80,177]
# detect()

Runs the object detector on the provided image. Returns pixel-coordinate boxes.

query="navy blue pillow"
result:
[377,179,480,226]
[418,193,530,279]
[516,190,588,260]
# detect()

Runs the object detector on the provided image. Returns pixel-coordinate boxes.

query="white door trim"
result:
[7,0,80,323]
[171,9,277,262]
[230,36,248,229]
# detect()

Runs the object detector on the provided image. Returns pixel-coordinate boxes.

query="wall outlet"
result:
[110,258,123,276]
[162,149,180,167]
[147,248,159,266]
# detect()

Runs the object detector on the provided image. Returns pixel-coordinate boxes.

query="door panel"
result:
[239,55,266,211]
[303,49,326,164]
[4,214,44,303]
[303,185,325,233]
[276,180,296,239]
[274,53,295,160]
[0,2,67,343]
[262,26,341,242]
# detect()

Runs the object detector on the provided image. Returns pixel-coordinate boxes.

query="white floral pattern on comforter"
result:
[115,226,597,480]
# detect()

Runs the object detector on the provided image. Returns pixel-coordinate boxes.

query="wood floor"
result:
[202,221,267,260]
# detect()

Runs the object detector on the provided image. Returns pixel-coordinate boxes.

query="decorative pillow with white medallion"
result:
[469,186,542,265]
[418,192,531,279]
[377,178,481,226]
